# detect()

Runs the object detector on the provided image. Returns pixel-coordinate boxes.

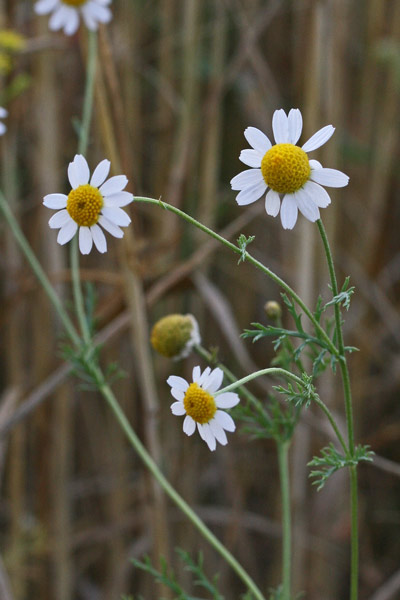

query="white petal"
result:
[192,366,201,382]
[302,125,335,152]
[79,226,93,255]
[280,195,298,229]
[101,206,131,227]
[183,415,196,436]
[265,189,281,216]
[209,419,228,446]
[170,388,184,401]
[230,168,264,191]
[216,393,240,409]
[48,5,71,31]
[302,181,331,208]
[43,193,68,209]
[199,423,216,451]
[198,367,212,387]
[90,224,107,253]
[48,209,71,229]
[236,180,267,206]
[239,149,263,168]
[98,215,123,238]
[294,189,320,222]
[68,155,89,189]
[0,107,8,118]
[215,410,235,432]
[309,159,323,170]
[171,401,186,416]
[103,191,134,208]
[244,127,271,154]
[310,167,349,188]
[63,8,79,35]
[100,175,128,195]
[0,123,6,135]
[82,2,111,26]
[57,220,78,245]
[90,159,110,188]
[203,368,223,393]
[34,0,58,15]
[272,109,289,144]
[197,422,207,441]
[287,109,303,144]
[167,375,189,391]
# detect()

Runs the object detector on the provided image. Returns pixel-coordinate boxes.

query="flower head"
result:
[43,154,133,254]
[0,107,7,135]
[34,0,112,36]
[231,108,349,229]
[151,314,200,360]
[167,366,240,451]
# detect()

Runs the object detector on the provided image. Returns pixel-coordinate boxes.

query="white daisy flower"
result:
[231,108,349,229]
[34,0,112,36]
[43,154,133,254]
[0,107,8,135]
[167,366,240,451]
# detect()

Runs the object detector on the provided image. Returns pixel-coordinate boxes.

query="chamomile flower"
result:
[167,366,240,451]
[231,108,349,229]
[43,154,133,254]
[0,107,7,135]
[34,0,112,36]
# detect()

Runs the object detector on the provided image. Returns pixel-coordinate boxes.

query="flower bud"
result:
[150,314,200,360]
[264,300,282,320]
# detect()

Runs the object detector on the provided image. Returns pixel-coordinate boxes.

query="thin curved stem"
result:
[0,190,80,348]
[215,367,304,395]
[134,197,338,357]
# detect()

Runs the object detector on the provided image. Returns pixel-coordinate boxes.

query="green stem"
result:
[134,197,339,357]
[70,236,91,345]
[92,367,266,600]
[215,367,303,396]
[71,30,98,345]
[316,219,358,600]
[78,30,97,155]
[0,190,80,348]
[277,441,291,600]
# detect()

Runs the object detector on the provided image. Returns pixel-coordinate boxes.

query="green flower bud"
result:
[264,300,282,320]
[150,314,200,360]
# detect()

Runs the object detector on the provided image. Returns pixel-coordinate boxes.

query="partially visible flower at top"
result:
[151,314,200,360]
[0,107,8,136]
[34,0,112,36]
[167,366,240,451]
[231,108,349,229]
[43,154,133,254]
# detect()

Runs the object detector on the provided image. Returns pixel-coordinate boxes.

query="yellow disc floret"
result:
[67,184,103,227]
[183,383,217,424]
[62,0,87,6]
[151,314,194,358]
[261,143,311,194]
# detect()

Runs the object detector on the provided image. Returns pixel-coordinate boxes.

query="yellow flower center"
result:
[183,383,217,424]
[261,143,311,194]
[62,0,87,6]
[67,184,103,227]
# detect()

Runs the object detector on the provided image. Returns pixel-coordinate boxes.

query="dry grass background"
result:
[0,0,400,599]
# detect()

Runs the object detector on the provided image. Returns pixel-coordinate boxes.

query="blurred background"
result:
[0,0,400,598]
